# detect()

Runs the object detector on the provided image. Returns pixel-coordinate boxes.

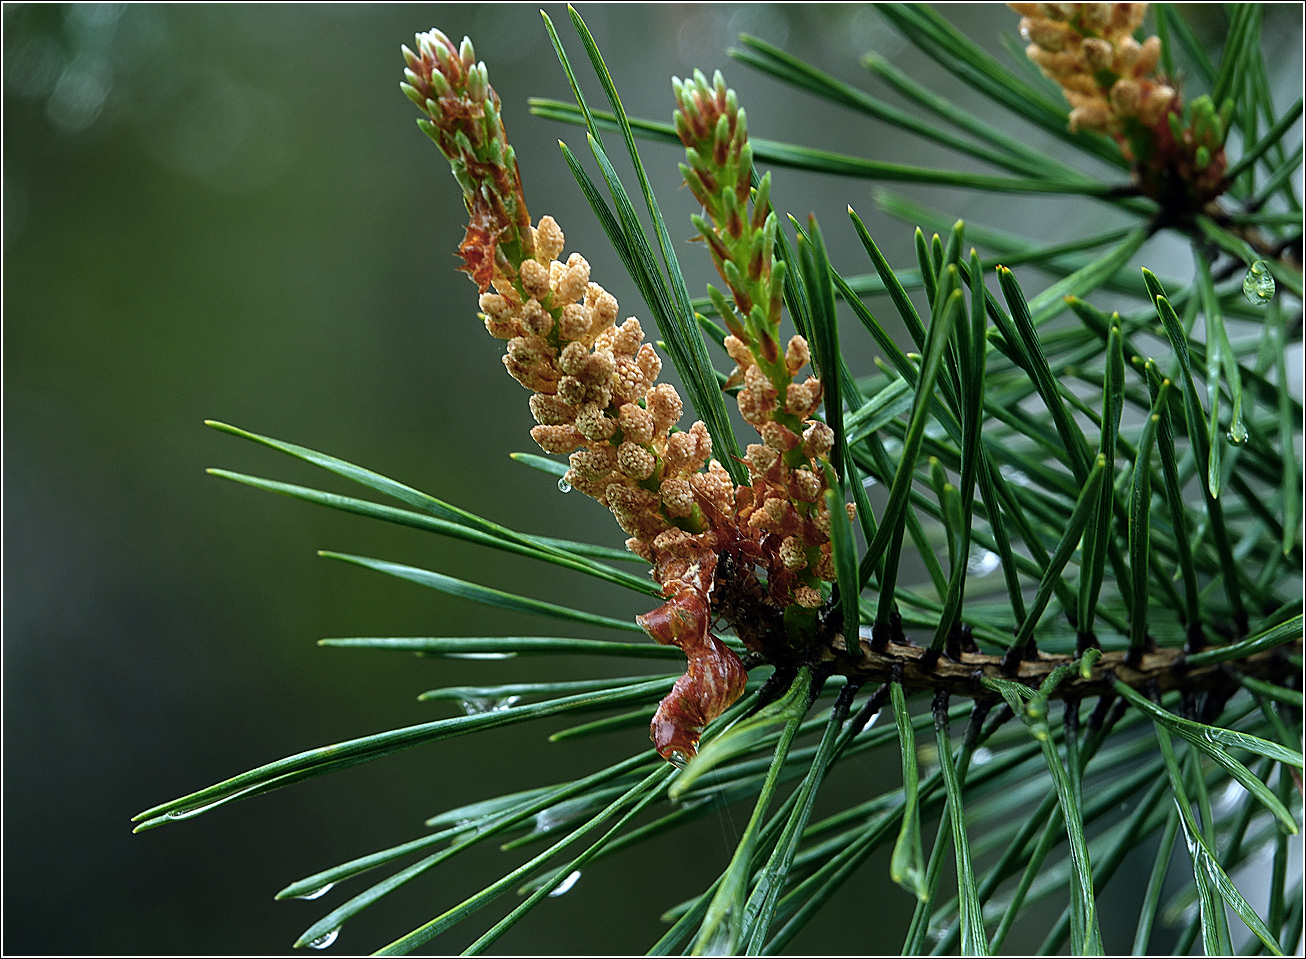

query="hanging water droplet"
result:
[294,882,335,901]
[459,694,522,716]
[557,476,572,493]
[307,928,340,950]
[966,545,1000,576]
[1242,260,1275,305]
[667,750,690,769]
[549,870,582,897]
[1226,428,1247,447]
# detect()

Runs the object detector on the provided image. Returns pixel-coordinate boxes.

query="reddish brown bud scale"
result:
[638,583,747,763]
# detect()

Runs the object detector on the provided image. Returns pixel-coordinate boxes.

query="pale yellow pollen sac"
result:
[557,254,591,303]
[784,335,810,374]
[695,459,736,514]
[1114,36,1141,72]
[483,315,520,340]
[619,403,656,445]
[1030,48,1083,78]
[1081,37,1113,73]
[570,470,619,503]
[636,343,662,382]
[520,258,551,300]
[479,292,514,319]
[611,318,644,356]
[625,536,654,562]
[557,375,588,406]
[794,585,824,609]
[652,527,693,552]
[763,495,793,528]
[784,382,813,417]
[586,284,618,328]
[1079,3,1113,33]
[617,441,657,480]
[520,299,554,337]
[743,363,772,395]
[814,549,836,581]
[529,393,576,426]
[746,443,779,478]
[1069,102,1113,133]
[780,535,808,571]
[535,215,565,263]
[802,421,834,459]
[574,404,617,441]
[646,384,683,434]
[559,303,592,340]
[736,388,772,427]
[1060,73,1101,98]
[688,421,713,468]
[1021,17,1069,51]
[724,335,754,369]
[845,502,857,522]
[578,350,615,387]
[607,484,659,513]
[1135,36,1161,76]
[610,357,645,406]
[761,420,800,452]
[507,334,554,367]
[1115,4,1148,36]
[803,376,824,409]
[570,445,617,476]
[503,355,557,392]
[811,508,832,534]
[664,428,699,475]
[558,341,589,376]
[1109,80,1141,117]
[1136,85,1175,126]
[792,468,822,503]
[660,478,695,517]
[530,423,583,454]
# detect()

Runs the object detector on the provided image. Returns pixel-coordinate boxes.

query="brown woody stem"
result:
[826,634,1302,701]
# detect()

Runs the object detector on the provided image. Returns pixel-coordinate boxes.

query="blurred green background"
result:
[4,4,1300,955]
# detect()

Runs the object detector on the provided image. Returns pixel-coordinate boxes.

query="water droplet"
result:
[557,476,572,493]
[294,882,334,901]
[667,750,690,769]
[162,783,264,820]
[307,928,340,950]
[549,870,582,897]
[1226,428,1247,447]
[1242,261,1275,305]
[459,695,522,715]
[444,651,516,660]
[967,545,1000,576]
[999,464,1030,487]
